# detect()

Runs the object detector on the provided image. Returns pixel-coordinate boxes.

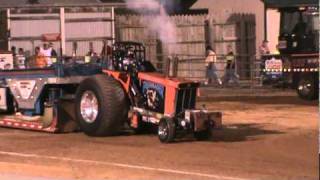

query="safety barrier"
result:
[165,54,264,87]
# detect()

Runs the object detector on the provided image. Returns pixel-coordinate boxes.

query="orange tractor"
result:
[0,42,222,143]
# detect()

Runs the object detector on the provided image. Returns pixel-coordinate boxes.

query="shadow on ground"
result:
[115,123,284,144]
[208,123,284,142]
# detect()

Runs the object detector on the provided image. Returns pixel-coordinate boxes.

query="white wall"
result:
[191,0,265,56]
[266,9,280,53]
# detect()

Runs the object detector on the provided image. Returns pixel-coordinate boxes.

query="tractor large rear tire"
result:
[75,75,128,136]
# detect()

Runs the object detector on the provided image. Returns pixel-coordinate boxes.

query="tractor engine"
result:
[133,72,222,142]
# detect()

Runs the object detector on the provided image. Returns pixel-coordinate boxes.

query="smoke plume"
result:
[125,0,177,48]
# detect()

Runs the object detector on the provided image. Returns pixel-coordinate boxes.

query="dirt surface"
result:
[0,89,318,180]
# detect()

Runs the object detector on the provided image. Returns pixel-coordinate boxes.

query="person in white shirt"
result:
[205,46,222,85]
[40,43,53,66]
[15,48,26,69]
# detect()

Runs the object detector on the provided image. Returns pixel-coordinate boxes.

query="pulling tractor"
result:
[0,42,222,143]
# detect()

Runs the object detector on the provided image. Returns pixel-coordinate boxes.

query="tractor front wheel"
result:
[75,75,128,136]
[158,118,176,143]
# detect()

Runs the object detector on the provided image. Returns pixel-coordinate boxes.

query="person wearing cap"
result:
[204,46,222,86]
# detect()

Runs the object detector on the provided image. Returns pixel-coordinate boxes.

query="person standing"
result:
[34,46,47,68]
[15,48,26,69]
[223,45,239,85]
[11,46,17,69]
[49,42,57,57]
[259,40,271,84]
[40,43,53,66]
[101,41,113,65]
[48,42,58,64]
[100,40,112,57]
[87,42,97,57]
[259,40,270,56]
[11,46,17,57]
[205,46,222,86]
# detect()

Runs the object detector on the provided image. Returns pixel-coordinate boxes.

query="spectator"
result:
[101,40,112,57]
[223,45,239,85]
[15,48,26,69]
[49,42,57,57]
[40,43,53,66]
[49,42,58,64]
[11,46,17,57]
[204,46,222,86]
[101,40,113,68]
[87,42,97,57]
[34,47,47,68]
[259,40,270,56]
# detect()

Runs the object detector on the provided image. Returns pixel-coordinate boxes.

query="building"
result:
[190,0,265,56]
[0,0,269,81]
[0,0,203,56]
[0,0,125,56]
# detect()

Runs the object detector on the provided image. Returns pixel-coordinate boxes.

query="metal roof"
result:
[264,0,319,8]
[0,0,126,8]
[0,0,204,14]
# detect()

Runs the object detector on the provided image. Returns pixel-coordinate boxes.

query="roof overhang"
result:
[264,0,319,8]
[0,2,126,9]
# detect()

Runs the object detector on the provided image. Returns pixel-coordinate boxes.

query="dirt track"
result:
[0,89,317,180]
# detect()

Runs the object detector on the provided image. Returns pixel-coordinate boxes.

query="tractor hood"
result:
[138,72,200,89]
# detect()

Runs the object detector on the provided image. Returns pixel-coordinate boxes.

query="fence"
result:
[116,12,261,86]
[116,14,207,71]
[166,54,263,87]
[209,14,256,80]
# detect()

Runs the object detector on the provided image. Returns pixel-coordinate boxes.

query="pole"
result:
[111,7,115,44]
[264,4,267,41]
[60,7,66,55]
[6,8,10,51]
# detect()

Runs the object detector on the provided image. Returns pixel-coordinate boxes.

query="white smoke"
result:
[125,0,177,47]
